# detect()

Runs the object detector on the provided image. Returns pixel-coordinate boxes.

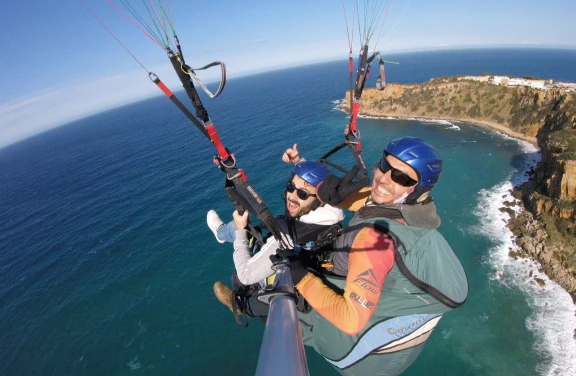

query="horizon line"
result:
[2,45,575,151]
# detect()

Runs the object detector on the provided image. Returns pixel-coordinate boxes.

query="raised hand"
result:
[282,143,302,164]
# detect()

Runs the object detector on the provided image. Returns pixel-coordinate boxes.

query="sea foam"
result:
[474,140,576,375]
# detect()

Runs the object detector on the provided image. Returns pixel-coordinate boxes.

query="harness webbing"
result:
[164,42,288,249]
[84,0,288,249]
[150,73,209,139]
[375,59,386,90]
[320,44,379,180]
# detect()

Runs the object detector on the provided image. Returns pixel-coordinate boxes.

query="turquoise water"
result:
[1,49,575,375]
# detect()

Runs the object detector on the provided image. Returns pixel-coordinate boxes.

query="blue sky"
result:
[1,0,575,148]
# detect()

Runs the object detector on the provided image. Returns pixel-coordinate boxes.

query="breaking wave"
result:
[473,140,576,375]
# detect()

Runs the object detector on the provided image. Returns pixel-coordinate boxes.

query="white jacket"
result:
[233,205,344,285]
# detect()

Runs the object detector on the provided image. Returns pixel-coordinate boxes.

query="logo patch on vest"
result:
[353,268,380,295]
[349,292,375,309]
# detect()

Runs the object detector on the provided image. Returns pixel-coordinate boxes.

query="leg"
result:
[207,210,235,243]
[231,271,270,319]
[217,221,237,243]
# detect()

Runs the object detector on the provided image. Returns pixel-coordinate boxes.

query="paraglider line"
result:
[105,0,165,50]
[371,0,395,51]
[383,0,413,44]
[117,0,167,47]
[80,0,151,73]
[341,0,353,52]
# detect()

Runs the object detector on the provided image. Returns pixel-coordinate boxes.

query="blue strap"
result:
[324,313,443,369]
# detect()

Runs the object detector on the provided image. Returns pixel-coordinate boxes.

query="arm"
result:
[232,211,296,285]
[337,187,372,212]
[295,227,395,335]
[233,230,282,285]
[317,166,371,210]
[298,204,344,225]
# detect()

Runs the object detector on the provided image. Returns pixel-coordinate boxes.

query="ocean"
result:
[1,48,575,375]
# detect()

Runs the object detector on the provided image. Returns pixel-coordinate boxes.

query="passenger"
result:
[208,159,344,320]
[275,137,468,376]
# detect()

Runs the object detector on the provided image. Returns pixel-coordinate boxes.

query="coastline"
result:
[368,113,540,150]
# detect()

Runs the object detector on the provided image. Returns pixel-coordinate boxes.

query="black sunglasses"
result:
[286,181,316,200]
[377,158,418,187]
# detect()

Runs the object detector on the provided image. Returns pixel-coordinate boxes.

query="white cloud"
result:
[0,63,181,149]
[0,39,346,149]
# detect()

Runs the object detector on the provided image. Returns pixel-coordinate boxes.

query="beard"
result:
[285,197,313,218]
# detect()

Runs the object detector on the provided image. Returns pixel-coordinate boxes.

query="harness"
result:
[306,213,467,309]
[320,44,379,180]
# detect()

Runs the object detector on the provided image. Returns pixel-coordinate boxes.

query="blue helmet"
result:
[384,137,442,201]
[292,161,333,187]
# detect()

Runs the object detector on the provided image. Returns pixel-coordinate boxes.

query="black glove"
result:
[269,249,311,285]
[317,165,370,206]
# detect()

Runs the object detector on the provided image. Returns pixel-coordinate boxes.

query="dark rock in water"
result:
[535,277,546,287]
[530,270,533,277]
[499,207,516,218]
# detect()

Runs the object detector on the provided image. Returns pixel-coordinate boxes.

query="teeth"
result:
[376,185,390,195]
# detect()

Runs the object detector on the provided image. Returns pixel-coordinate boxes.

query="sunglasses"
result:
[377,158,418,187]
[286,181,316,200]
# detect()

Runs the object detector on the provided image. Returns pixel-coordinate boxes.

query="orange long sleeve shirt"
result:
[295,188,395,335]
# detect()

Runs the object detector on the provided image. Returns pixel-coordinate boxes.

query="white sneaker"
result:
[207,210,225,243]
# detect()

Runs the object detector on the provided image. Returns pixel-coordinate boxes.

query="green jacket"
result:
[298,202,468,376]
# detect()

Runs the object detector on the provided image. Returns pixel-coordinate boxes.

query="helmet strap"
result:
[310,199,322,212]
[405,186,432,205]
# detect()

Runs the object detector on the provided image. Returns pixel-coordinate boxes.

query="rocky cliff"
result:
[344,77,576,298]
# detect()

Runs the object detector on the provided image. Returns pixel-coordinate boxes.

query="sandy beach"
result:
[374,113,540,150]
